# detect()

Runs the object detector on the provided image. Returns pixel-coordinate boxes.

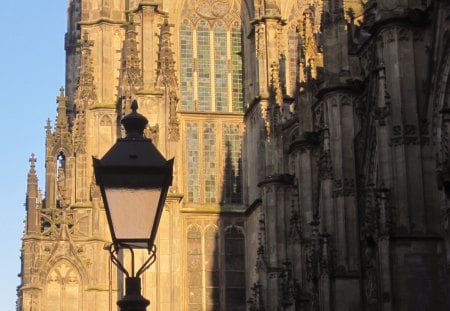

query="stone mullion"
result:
[193,30,198,111]
[199,121,205,203]
[201,226,206,311]
[210,29,216,112]
[227,30,233,113]
[219,224,226,311]
[217,120,224,204]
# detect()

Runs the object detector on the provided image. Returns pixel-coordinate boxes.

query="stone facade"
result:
[19,0,450,310]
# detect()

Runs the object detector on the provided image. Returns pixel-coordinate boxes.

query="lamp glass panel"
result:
[105,188,162,240]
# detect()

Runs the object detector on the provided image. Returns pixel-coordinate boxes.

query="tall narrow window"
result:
[203,123,217,203]
[181,20,194,110]
[187,226,202,310]
[225,226,246,310]
[187,123,200,202]
[45,262,81,311]
[214,22,228,112]
[222,124,242,203]
[231,22,243,112]
[179,17,244,113]
[205,226,219,310]
[197,21,211,112]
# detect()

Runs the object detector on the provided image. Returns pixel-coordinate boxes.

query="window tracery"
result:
[45,261,82,311]
[180,20,194,111]
[185,224,246,311]
[197,21,212,112]
[179,0,243,113]
[185,121,242,204]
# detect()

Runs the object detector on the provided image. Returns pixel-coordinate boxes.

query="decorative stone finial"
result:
[29,153,36,170]
[121,100,149,139]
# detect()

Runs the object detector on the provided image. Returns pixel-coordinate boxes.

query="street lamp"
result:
[93,100,173,311]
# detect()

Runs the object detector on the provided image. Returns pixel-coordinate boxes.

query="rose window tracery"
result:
[194,0,231,19]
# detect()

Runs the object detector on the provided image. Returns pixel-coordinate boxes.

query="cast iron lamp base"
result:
[117,277,150,311]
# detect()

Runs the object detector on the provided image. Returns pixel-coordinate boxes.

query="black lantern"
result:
[93,100,173,310]
[93,100,173,250]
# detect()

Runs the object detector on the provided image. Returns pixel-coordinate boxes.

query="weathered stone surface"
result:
[19,1,450,310]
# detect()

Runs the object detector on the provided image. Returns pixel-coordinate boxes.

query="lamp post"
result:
[93,100,173,311]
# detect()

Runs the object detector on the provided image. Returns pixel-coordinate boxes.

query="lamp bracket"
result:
[108,244,157,278]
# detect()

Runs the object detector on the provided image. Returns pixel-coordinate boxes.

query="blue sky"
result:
[0,2,67,309]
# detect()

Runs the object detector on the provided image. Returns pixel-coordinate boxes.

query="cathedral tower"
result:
[19,1,450,310]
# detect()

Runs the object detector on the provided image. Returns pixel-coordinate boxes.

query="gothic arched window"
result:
[224,226,246,310]
[45,261,82,311]
[181,0,244,205]
[197,21,212,112]
[180,20,194,111]
[186,122,200,202]
[185,224,246,311]
[179,4,244,112]
[231,22,243,112]
[214,21,228,112]
[187,226,202,310]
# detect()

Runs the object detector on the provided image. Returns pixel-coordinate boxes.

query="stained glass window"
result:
[214,22,228,112]
[180,18,244,113]
[231,22,243,112]
[187,123,200,202]
[185,224,246,311]
[205,226,219,310]
[225,227,246,310]
[197,21,211,112]
[187,226,202,310]
[203,123,216,203]
[222,124,242,203]
[181,20,194,111]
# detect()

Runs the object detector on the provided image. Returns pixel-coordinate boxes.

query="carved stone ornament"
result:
[156,18,180,141]
[193,0,231,19]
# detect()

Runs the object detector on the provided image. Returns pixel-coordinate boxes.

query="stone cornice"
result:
[315,78,363,101]
[78,18,126,26]
[181,204,246,215]
[71,203,93,209]
[179,111,244,119]
[89,103,116,110]
[127,2,167,16]
[250,16,287,26]
[257,174,294,187]
[288,132,320,154]
[136,88,164,96]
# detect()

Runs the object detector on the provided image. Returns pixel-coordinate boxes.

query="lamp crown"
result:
[121,100,149,139]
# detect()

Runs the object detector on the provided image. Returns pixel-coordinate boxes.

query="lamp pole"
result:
[93,100,173,311]
[117,277,149,311]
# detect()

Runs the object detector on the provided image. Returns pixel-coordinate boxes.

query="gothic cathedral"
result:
[19,1,450,310]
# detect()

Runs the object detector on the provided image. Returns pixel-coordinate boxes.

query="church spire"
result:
[76,31,97,108]
[25,154,40,234]
[55,87,69,137]
[120,14,143,115]
[73,31,95,152]
[156,17,180,141]
[123,15,143,89]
